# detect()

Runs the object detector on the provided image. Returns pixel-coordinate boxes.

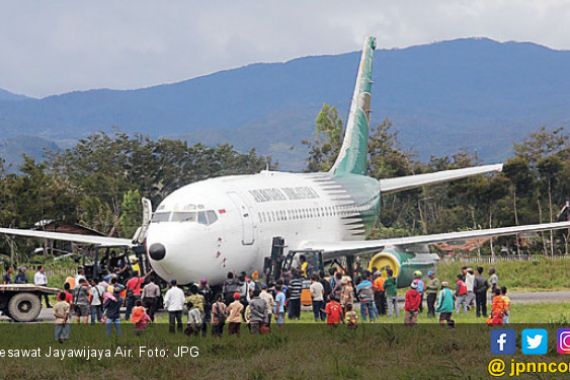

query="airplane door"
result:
[228,192,255,245]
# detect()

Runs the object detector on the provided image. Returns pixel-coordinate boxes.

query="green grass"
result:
[2,304,570,380]
[435,257,570,291]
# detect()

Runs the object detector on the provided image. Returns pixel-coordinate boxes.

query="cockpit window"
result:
[151,212,171,223]
[206,210,218,224]
[197,211,208,225]
[171,212,197,222]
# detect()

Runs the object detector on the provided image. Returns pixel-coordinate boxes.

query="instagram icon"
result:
[557,329,570,354]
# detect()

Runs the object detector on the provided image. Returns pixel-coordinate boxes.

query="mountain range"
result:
[1,37,569,171]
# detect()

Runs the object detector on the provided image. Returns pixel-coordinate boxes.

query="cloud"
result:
[1,0,569,97]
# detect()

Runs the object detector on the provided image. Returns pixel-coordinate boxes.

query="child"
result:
[130,300,151,335]
[487,288,505,326]
[344,303,358,329]
[325,295,343,327]
[53,292,71,343]
[404,280,421,326]
[185,301,202,336]
[501,286,510,324]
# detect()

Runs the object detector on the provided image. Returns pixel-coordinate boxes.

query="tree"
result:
[119,190,142,238]
[303,104,343,172]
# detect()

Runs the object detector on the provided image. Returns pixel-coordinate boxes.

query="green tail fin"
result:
[330,36,376,176]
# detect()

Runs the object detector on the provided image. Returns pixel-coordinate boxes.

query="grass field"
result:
[2,303,570,379]
[435,257,570,291]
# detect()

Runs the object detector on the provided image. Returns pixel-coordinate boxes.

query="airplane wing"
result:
[0,228,135,247]
[298,221,570,260]
[379,164,503,194]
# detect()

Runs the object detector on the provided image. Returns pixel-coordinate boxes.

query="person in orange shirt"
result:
[487,288,505,326]
[325,295,343,327]
[373,273,386,316]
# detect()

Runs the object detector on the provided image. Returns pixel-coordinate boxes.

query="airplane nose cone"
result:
[148,243,166,261]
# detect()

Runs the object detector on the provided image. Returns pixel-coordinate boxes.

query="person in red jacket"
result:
[404,280,421,326]
[325,295,343,327]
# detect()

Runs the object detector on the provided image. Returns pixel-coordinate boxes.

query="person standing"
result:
[141,278,160,322]
[309,274,325,321]
[73,279,90,324]
[464,268,475,310]
[413,271,425,313]
[53,292,71,343]
[34,266,51,308]
[474,267,489,318]
[384,269,399,318]
[248,289,268,334]
[404,281,421,326]
[15,267,28,284]
[259,284,274,326]
[274,284,286,328]
[211,295,227,337]
[164,279,185,333]
[2,265,13,284]
[287,269,303,320]
[198,279,213,337]
[227,292,244,336]
[435,281,455,328]
[488,268,499,294]
[222,272,240,305]
[373,273,386,316]
[425,271,440,318]
[356,274,376,322]
[455,274,468,313]
[185,301,202,336]
[104,286,123,336]
[89,279,105,324]
[340,276,355,313]
[325,295,343,327]
[125,272,144,321]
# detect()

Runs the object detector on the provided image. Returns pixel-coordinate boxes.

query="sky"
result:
[1,0,569,98]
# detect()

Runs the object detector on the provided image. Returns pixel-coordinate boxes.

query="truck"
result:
[0,284,59,322]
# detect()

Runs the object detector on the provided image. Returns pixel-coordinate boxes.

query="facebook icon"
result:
[491,329,517,355]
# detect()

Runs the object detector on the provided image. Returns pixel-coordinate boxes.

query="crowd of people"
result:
[3,259,512,342]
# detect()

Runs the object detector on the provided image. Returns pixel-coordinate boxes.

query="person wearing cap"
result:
[227,292,244,335]
[340,276,354,313]
[413,271,425,314]
[164,279,185,333]
[435,281,455,327]
[404,280,421,326]
[425,270,440,318]
[260,283,274,326]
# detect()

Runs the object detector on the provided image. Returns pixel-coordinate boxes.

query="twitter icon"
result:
[522,329,548,355]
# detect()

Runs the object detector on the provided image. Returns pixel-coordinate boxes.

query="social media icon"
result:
[557,329,570,354]
[522,329,548,355]
[491,329,516,355]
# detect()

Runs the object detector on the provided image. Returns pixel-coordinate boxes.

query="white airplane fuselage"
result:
[146,170,380,285]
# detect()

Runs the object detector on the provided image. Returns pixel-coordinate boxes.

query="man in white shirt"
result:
[34,266,51,308]
[464,268,475,310]
[310,274,325,321]
[163,279,185,333]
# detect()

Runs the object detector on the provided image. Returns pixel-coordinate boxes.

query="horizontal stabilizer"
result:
[379,164,503,193]
[0,228,134,247]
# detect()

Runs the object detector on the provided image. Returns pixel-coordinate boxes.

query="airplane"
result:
[2,36,570,288]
